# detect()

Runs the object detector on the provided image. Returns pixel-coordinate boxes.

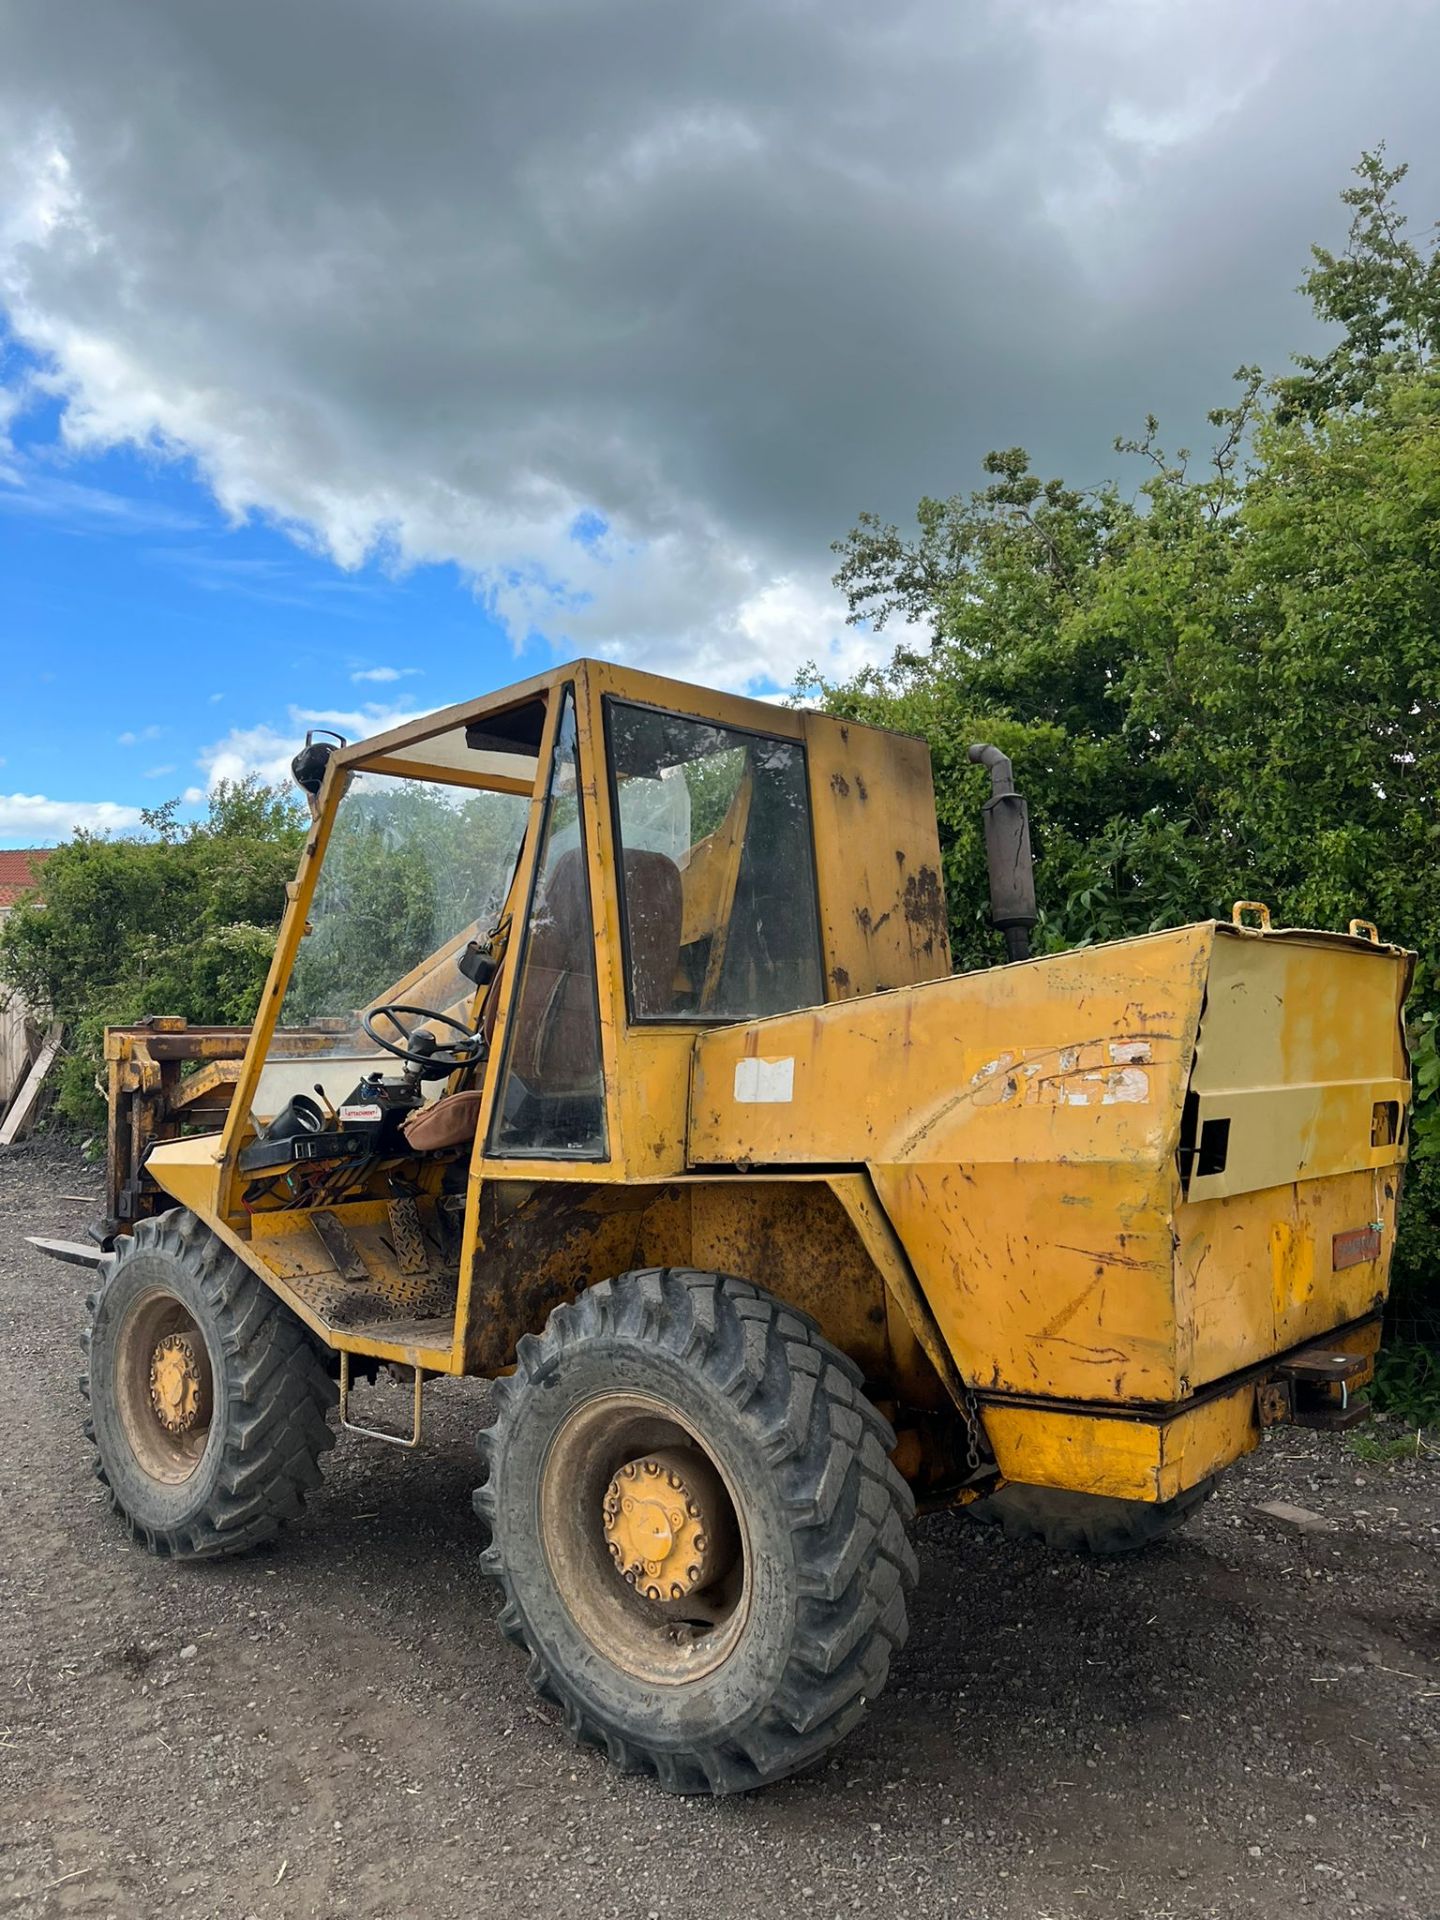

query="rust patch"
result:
[830,965,852,991]
[902,864,946,955]
[830,771,851,797]
[855,774,868,802]
[462,1183,651,1374]
[689,1182,896,1384]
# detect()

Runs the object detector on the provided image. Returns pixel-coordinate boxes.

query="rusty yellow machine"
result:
[38,660,1413,1793]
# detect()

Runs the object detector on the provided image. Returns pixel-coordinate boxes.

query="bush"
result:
[0,780,305,1128]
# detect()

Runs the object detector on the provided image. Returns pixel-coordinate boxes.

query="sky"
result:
[1,0,1438,846]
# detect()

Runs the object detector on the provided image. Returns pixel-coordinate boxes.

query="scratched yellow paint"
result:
[691,918,1410,1409]
[982,1377,1260,1501]
[689,922,1213,1169]
[1178,1166,1396,1386]
[872,1158,1183,1402]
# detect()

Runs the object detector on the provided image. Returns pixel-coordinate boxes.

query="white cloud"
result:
[117,724,162,747]
[196,701,425,789]
[0,791,145,840]
[351,665,422,684]
[142,763,176,778]
[0,1,1433,695]
[195,722,297,790]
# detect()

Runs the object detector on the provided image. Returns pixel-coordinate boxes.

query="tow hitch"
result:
[1259,1345,1373,1433]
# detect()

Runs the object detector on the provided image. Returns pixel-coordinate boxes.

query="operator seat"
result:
[621,848,685,1018]
[510,846,683,1088]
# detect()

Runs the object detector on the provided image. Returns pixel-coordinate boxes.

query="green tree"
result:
[818,152,1439,1395]
[0,778,306,1125]
[1277,147,1440,420]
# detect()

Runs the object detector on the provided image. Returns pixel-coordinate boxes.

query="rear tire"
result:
[975,1477,1217,1554]
[82,1210,336,1559]
[475,1269,917,1794]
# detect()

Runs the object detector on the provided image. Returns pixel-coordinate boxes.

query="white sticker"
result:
[733,1057,795,1104]
[1101,1067,1150,1104]
[339,1103,383,1124]
[1109,1040,1152,1065]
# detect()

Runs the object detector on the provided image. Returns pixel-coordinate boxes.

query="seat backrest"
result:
[505,848,599,1091]
[622,847,684,1018]
[505,845,684,1090]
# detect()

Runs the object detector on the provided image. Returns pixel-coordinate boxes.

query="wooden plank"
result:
[0,994,31,1108]
[0,1021,63,1146]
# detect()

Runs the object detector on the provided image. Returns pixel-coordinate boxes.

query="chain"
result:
[960,1378,988,1475]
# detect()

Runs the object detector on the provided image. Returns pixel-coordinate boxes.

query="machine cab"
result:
[216,659,950,1212]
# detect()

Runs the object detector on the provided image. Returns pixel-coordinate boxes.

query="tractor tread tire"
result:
[977,1476,1217,1555]
[82,1209,336,1560]
[474,1268,917,1794]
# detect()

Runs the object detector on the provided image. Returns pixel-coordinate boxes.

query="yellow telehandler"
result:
[39,659,1412,1793]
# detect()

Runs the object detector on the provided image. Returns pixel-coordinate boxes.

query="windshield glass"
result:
[259,773,529,1118]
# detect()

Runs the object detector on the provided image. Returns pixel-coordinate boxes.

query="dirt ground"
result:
[2,1137,1436,1920]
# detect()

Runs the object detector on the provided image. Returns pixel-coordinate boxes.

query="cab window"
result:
[489,689,608,1158]
[604,699,823,1023]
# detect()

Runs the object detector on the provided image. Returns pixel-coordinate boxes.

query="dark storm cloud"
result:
[1,0,1437,687]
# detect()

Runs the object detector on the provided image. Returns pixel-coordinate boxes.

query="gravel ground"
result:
[2,1136,1436,1920]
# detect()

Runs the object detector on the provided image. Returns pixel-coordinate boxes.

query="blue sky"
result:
[0,345,529,846]
[3,2,1436,848]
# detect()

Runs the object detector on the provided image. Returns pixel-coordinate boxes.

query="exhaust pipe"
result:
[967,744,1037,963]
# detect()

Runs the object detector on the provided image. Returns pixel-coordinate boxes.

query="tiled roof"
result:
[0,848,52,910]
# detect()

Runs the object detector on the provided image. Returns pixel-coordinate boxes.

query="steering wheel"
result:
[361,1003,483,1075]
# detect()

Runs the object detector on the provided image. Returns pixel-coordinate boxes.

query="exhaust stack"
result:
[967,744,1037,963]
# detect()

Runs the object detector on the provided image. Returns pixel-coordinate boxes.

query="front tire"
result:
[475,1269,917,1794]
[82,1210,336,1558]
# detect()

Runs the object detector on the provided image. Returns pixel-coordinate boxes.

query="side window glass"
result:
[490,692,607,1158]
[606,701,823,1022]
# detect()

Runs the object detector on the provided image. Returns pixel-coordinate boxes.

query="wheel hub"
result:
[602,1447,728,1602]
[148,1332,209,1436]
